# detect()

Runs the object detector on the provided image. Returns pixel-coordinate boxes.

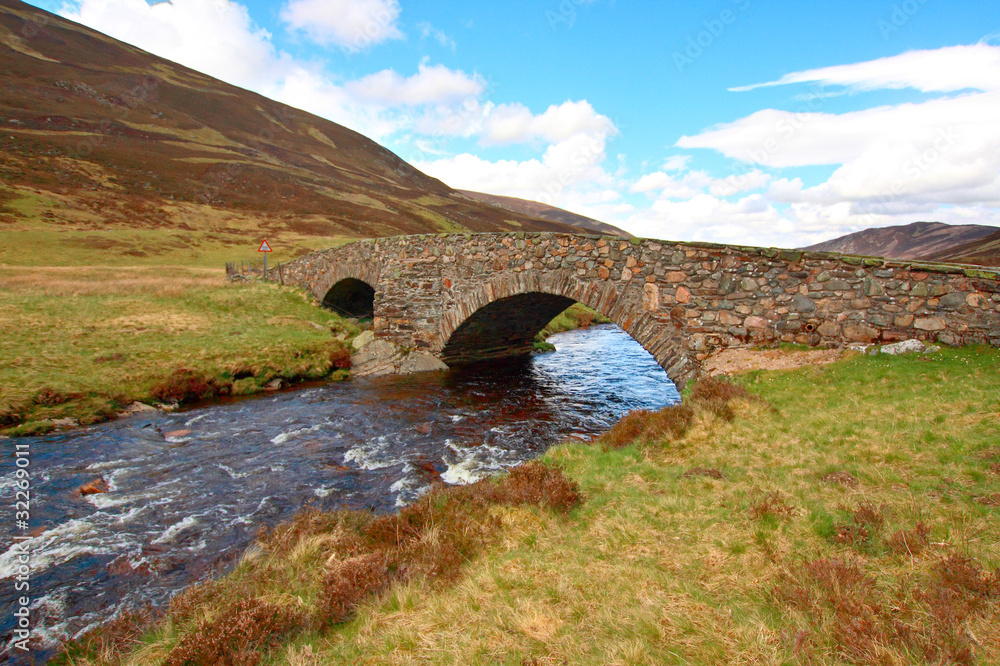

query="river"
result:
[0,324,679,662]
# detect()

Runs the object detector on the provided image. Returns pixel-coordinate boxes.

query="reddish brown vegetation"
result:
[681,467,726,480]
[598,405,695,450]
[748,490,796,522]
[150,368,229,405]
[318,552,392,627]
[164,597,305,666]
[329,345,352,370]
[688,376,760,421]
[774,551,999,664]
[832,501,885,548]
[65,609,157,665]
[884,522,931,557]
[33,386,77,406]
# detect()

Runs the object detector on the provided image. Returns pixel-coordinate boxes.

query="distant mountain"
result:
[923,229,1000,267]
[457,190,631,238]
[803,222,999,264]
[0,0,594,265]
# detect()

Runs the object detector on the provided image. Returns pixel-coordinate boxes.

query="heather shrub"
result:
[164,597,305,666]
[150,368,228,405]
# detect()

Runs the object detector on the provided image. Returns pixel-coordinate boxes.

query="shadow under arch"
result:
[437,272,698,388]
[442,292,576,364]
[322,278,375,319]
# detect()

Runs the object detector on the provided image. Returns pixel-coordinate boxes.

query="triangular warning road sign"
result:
[258,240,273,252]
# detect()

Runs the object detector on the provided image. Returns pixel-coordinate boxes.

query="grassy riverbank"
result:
[0,265,357,435]
[63,346,1000,664]
[0,264,613,436]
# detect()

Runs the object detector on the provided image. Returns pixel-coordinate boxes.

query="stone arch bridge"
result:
[278,232,1000,388]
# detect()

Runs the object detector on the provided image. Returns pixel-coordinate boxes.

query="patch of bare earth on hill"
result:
[702,347,848,376]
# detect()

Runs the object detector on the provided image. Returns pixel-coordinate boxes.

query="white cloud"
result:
[482,100,615,145]
[661,155,691,171]
[345,63,485,107]
[731,43,1000,94]
[417,21,455,50]
[280,0,402,51]
[415,101,619,211]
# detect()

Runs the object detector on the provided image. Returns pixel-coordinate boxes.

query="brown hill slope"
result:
[923,229,1000,267]
[0,0,586,266]
[457,190,630,238]
[802,221,998,261]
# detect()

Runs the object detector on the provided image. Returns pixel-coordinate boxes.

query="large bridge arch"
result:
[437,270,697,387]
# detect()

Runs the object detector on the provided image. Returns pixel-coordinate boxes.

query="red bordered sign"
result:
[258,240,272,252]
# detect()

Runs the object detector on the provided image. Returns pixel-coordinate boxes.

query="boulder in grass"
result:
[880,339,926,355]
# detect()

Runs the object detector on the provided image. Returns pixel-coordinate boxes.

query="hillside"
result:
[0,0,587,266]
[802,221,998,263]
[457,190,630,238]
[923,228,1000,267]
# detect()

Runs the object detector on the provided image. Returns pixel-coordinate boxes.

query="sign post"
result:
[258,239,272,278]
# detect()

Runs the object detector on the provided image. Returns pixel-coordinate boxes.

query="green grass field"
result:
[62,346,1000,665]
[0,265,358,434]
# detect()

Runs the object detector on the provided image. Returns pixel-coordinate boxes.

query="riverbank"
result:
[0,265,358,436]
[0,269,617,436]
[62,345,1000,664]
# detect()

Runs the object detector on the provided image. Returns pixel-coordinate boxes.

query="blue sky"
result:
[25,0,1000,247]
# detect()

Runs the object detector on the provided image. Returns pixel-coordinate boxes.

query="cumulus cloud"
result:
[481,100,616,145]
[345,63,485,107]
[280,0,403,51]
[415,101,619,210]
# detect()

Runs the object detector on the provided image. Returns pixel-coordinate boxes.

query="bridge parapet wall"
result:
[280,232,1000,385]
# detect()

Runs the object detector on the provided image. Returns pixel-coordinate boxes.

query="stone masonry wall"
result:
[278,232,1000,387]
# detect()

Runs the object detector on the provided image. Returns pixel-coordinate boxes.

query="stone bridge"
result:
[277,232,1000,388]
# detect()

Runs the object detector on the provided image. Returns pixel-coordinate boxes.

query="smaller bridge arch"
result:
[323,278,376,319]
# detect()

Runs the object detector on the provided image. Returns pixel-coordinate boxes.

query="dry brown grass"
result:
[0,264,223,297]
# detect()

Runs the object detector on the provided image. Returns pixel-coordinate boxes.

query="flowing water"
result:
[0,324,679,662]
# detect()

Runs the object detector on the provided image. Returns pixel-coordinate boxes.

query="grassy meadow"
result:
[61,346,1000,665]
[0,264,358,435]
